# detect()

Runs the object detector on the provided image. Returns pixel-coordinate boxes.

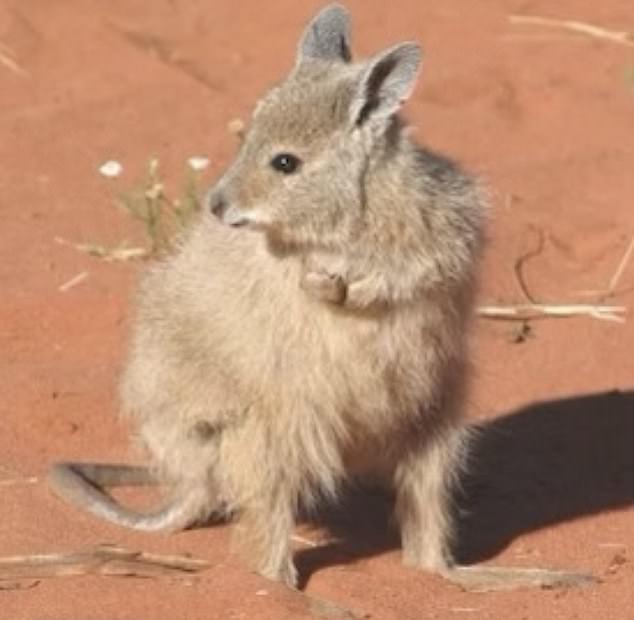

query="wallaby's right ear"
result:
[296,4,352,66]
[349,42,421,129]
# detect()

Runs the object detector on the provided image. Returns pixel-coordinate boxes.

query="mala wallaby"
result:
[49,4,593,591]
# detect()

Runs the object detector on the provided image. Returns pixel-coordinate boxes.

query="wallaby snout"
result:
[207,187,251,228]
[207,187,227,218]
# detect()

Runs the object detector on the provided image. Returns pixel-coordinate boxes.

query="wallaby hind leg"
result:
[394,429,462,571]
[394,430,595,591]
[47,462,218,532]
[231,457,299,587]
[238,497,298,587]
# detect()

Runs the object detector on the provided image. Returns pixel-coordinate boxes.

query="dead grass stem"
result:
[509,15,634,48]
[58,158,203,263]
[0,41,28,77]
[0,545,210,581]
[477,303,625,322]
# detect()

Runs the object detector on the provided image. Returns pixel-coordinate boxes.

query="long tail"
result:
[47,462,200,532]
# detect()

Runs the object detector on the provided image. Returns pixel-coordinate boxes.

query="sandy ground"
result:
[1,1,633,618]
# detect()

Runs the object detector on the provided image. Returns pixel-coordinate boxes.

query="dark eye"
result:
[270,153,301,174]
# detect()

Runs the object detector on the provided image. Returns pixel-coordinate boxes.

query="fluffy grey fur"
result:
[49,4,593,592]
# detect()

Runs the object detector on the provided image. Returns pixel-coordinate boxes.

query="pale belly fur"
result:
[120,215,456,493]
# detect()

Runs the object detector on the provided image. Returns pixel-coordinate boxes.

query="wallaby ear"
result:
[350,42,422,128]
[296,3,352,65]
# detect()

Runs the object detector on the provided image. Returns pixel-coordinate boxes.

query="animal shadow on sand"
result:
[294,389,634,587]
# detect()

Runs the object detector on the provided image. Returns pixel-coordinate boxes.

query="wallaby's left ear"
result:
[296,3,352,66]
[350,42,422,128]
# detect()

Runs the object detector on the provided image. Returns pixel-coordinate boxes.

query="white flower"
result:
[98,160,123,178]
[187,156,210,171]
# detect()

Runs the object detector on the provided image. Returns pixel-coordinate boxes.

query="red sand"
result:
[1,1,632,618]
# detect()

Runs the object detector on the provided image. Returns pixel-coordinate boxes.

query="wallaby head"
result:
[207,3,422,251]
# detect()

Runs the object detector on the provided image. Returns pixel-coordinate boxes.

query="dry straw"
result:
[509,15,634,48]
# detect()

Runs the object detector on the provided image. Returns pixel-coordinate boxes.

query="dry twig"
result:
[514,226,544,304]
[484,227,630,324]
[58,271,89,292]
[0,545,364,618]
[509,15,634,48]
[0,41,28,76]
[0,476,38,487]
[0,545,210,581]
[55,237,148,262]
[574,235,634,299]
[477,303,625,323]
[608,235,634,292]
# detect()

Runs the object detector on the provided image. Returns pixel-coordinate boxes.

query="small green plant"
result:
[58,158,206,262]
[116,158,203,257]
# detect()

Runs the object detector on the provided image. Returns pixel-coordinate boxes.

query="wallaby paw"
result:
[301,270,347,304]
[258,558,299,589]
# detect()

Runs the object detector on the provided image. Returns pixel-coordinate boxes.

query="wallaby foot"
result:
[440,564,596,592]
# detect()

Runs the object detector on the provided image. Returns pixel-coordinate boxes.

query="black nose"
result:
[208,190,227,218]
